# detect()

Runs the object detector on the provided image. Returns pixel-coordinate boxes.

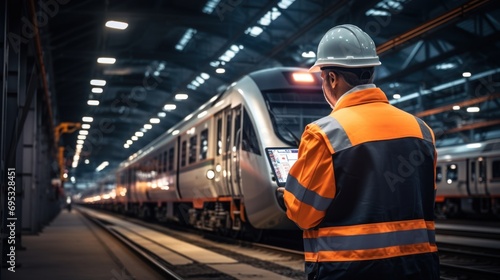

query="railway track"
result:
[436,221,500,280]
[79,207,305,279]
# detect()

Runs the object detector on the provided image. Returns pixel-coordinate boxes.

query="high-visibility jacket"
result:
[284,84,439,279]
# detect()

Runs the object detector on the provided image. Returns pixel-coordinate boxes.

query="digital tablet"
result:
[265,147,299,187]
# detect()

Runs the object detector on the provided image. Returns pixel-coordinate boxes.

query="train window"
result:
[163,151,167,173]
[200,129,208,160]
[436,166,442,183]
[446,164,458,184]
[470,161,476,182]
[168,147,174,171]
[479,159,485,182]
[217,118,222,156]
[181,141,187,167]
[226,113,232,153]
[492,160,500,180]
[189,135,197,164]
[242,110,261,155]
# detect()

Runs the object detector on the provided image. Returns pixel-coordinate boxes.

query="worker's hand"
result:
[276,187,285,193]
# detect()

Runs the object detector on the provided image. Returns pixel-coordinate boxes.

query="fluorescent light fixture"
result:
[76,144,83,149]
[301,51,316,58]
[96,161,109,172]
[462,72,472,78]
[202,0,221,14]
[82,116,93,122]
[144,124,152,129]
[79,130,88,135]
[131,136,138,141]
[150,118,160,124]
[140,128,146,132]
[175,28,197,51]
[393,94,401,99]
[97,57,116,64]
[466,106,480,113]
[124,144,130,148]
[216,68,225,74]
[175,94,188,100]
[135,131,144,137]
[92,87,103,93]
[278,0,296,9]
[184,114,193,121]
[90,79,106,86]
[172,130,180,136]
[81,124,91,129]
[105,20,128,30]
[452,105,460,110]
[87,100,99,106]
[157,112,166,117]
[76,140,84,144]
[259,7,281,26]
[77,135,86,140]
[126,140,133,145]
[245,26,263,37]
[200,73,210,80]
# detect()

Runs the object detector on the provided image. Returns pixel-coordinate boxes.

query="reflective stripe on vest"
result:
[303,219,437,261]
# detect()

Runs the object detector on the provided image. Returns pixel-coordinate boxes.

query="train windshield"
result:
[263,89,331,146]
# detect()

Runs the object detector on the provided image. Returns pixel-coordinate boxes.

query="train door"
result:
[213,106,242,197]
[469,158,488,195]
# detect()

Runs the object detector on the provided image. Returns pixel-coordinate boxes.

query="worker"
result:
[280,24,439,279]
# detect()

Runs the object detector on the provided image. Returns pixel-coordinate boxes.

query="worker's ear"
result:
[329,72,336,85]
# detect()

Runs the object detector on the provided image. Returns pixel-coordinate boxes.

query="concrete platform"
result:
[1,207,163,280]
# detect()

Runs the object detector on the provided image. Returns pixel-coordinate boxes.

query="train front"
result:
[235,67,331,229]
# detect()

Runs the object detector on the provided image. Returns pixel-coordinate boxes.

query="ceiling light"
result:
[172,130,179,135]
[452,105,460,110]
[126,140,133,145]
[79,130,88,135]
[96,161,109,172]
[97,57,116,64]
[82,116,93,122]
[77,135,86,140]
[150,118,160,124]
[124,144,130,148]
[140,128,147,132]
[92,87,103,93]
[184,114,193,121]
[144,124,152,129]
[163,104,177,111]
[81,124,91,129]
[135,131,144,137]
[301,51,316,58]
[131,136,138,141]
[76,140,84,144]
[466,106,480,113]
[84,159,89,164]
[202,0,221,14]
[200,73,210,80]
[157,112,166,118]
[245,26,263,37]
[175,94,188,100]
[278,0,296,9]
[462,72,472,78]
[105,20,128,30]
[90,79,106,86]
[216,68,225,74]
[87,100,99,106]
[393,94,401,99]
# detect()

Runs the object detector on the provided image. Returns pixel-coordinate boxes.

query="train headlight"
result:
[206,169,215,180]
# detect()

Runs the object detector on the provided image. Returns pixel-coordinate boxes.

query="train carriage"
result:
[113,67,331,233]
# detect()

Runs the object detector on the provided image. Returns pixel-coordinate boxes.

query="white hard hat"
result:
[309,24,381,72]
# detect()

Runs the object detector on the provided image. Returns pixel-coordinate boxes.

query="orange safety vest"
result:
[284,85,439,279]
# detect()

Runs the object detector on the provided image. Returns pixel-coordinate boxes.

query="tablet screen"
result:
[265,148,299,187]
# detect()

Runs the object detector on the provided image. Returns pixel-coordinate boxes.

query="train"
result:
[435,139,500,219]
[80,67,500,236]
[82,67,331,236]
